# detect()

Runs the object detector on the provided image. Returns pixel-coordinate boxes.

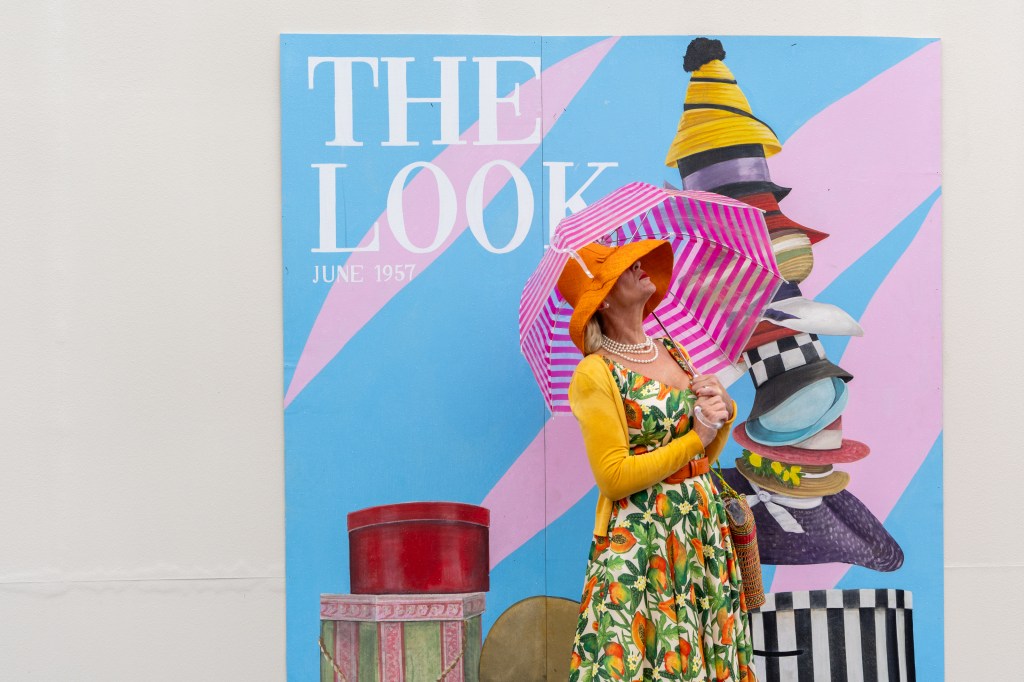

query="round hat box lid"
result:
[347,501,490,531]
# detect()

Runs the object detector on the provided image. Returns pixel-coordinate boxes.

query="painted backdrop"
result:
[282,35,941,680]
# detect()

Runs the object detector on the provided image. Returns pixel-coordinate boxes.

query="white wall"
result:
[1,1,1020,679]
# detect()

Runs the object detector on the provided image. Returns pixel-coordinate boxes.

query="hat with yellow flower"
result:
[736,449,850,498]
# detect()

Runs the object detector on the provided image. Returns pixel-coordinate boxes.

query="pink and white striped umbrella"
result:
[520,181,783,413]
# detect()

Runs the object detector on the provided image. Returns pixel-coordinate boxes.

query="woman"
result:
[559,239,757,682]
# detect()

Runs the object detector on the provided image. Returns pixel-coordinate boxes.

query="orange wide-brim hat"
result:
[556,240,674,354]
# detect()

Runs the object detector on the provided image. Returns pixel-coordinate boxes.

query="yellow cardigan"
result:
[568,352,737,536]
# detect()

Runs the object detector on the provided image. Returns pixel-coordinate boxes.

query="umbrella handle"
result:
[551,246,595,279]
[694,405,724,431]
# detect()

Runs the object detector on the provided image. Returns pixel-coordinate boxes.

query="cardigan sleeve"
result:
[568,367,708,501]
[704,400,738,466]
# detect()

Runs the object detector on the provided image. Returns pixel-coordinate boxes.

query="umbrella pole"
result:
[651,312,674,343]
[654,312,725,430]
[652,312,694,376]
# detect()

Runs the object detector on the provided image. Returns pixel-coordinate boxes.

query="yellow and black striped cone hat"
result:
[665,38,782,166]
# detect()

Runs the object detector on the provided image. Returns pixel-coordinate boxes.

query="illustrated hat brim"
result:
[736,457,850,498]
[736,192,829,244]
[558,240,674,354]
[748,359,853,421]
[720,467,904,571]
[707,180,792,202]
[761,281,863,337]
[667,112,783,165]
[764,297,865,337]
[734,421,870,465]
[747,377,851,446]
[743,320,800,352]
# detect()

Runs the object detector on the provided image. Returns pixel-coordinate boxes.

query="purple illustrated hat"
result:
[676,143,792,201]
[720,466,904,572]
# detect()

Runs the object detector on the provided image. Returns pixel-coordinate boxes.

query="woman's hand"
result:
[690,374,734,420]
[690,375,732,448]
[693,395,730,447]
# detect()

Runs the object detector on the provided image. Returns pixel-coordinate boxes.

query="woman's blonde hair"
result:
[583,316,603,355]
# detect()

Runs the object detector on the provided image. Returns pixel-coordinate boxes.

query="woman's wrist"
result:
[693,420,718,449]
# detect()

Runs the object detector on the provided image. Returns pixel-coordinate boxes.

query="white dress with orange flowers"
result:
[569,342,757,682]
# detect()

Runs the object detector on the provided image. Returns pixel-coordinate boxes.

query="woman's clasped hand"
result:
[690,373,734,446]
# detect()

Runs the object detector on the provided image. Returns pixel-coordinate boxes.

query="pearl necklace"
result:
[601,335,660,364]
[601,334,654,353]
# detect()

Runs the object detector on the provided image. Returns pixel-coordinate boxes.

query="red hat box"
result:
[347,501,490,595]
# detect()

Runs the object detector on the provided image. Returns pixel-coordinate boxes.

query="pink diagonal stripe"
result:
[483,414,582,568]
[285,37,620,407]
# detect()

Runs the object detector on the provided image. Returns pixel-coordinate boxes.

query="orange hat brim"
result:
[563,241,674,354]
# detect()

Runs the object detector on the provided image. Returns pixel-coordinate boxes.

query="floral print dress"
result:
[569,339,757,682]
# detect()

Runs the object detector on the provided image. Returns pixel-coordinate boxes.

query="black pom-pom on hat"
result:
[684,37,726,72]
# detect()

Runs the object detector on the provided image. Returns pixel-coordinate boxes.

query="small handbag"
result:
[714,464,766,610]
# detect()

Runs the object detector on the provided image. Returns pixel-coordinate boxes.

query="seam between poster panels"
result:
[540,37,550,646]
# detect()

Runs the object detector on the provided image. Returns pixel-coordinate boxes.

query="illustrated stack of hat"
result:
[664,38,841,343]
[666,38,903,571]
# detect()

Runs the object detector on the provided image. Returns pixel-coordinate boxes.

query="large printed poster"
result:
[282,35,941,681]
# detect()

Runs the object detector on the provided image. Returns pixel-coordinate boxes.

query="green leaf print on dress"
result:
[569,339,757,682]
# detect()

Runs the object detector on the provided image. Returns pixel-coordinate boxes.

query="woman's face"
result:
[604,259,657,312]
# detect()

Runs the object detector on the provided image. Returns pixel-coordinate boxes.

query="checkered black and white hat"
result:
[744,333,826,388]
[743,333,853,420]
